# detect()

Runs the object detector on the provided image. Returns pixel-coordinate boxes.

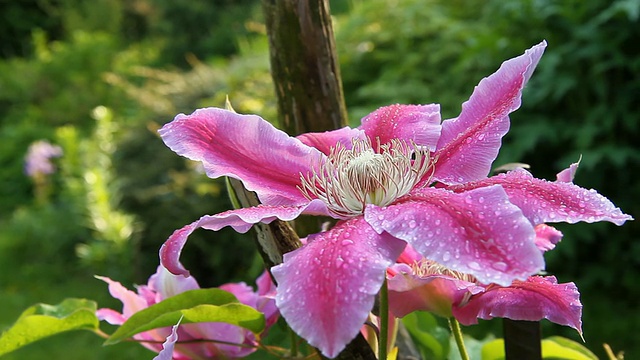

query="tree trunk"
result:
[503,319,542,360]
[262,0,348,134]
[258,1,376,359]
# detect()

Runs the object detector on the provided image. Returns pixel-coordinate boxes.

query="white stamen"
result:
[299,137,433,217]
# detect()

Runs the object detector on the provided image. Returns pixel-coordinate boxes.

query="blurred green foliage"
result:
[0,0,637,358]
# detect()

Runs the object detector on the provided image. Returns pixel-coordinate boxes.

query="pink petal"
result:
[159,108,325,206]
[153,322,181,360]
[182,322,251,358]
[148,265,200,299]
[271,217,405,358]
[453,276,582,335]
[160,205,310,276]
[387,265,482,318]
[534,224,563,252]
[365,185,544,286]
[95,276,149,318]
[433,41,546,185]
[255,271,279,327]
[359,104,442,150]
[448,168,633,226]
[297,127,365,155]
[95,308,126,325]
[556,160,580,183]
[219,282,258,308]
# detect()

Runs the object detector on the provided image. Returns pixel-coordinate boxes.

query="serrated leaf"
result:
[0,298,99,356]
[105,288,265,344]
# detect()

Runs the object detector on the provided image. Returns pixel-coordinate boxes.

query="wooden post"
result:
[258,1,376,359]
[503,319,542,360]
[262,0,348,134]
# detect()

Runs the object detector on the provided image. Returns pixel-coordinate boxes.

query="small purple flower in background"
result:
[96,266,278,359]
[24,140,63,178]
[156,41,631,357]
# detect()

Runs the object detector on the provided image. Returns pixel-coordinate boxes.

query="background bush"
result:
[0,0,637,358]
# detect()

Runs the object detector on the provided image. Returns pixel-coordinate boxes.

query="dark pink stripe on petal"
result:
[160,205,308,276]
[359,104,442,150]
[159,108,324,206]
[449,168,633,226]
[271,217,405,358]
[296,127,365,156]
[365,185,543,286]
[453,276,582,335]
[433,41,546,184]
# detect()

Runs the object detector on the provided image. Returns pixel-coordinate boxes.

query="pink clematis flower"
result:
[388,225,582,334]
[96,266,278,359]
[157,41,631,357]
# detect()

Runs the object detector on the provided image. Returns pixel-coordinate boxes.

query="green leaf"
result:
[481,338,505,360]
[542,336,598,360]
[0,298,99,356]
[402,311,450,360]
[481,336,598,360]
[450,334,495,360]
[105,288,265,344]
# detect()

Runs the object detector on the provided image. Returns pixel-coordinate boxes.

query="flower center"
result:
[411,260,477,284]
[299,138,433,217]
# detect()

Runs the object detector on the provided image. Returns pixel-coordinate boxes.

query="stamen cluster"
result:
[412,260,477,284]
[299,138,432,217]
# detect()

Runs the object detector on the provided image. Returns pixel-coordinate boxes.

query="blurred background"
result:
[0,0,637,358]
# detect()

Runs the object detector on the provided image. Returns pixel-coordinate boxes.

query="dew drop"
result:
[468,261,481,270]
[442,251,451,262]
[493,261,508,271]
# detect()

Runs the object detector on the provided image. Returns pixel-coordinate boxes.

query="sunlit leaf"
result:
[0,298,99,356]
[481,336,598,360]
[105,288,265,344]
[542,336,598,360]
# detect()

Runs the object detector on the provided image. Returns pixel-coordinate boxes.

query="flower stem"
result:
[289,323,298,357]
[379,278,389,360]
[449,318,470,360]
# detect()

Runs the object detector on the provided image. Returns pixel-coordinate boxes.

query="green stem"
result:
[379,279,389,360]
[449,317,470,360]
[290,323,298,357]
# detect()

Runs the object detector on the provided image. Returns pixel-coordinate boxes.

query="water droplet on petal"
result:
[468,261,481,271]
[493,261,508,271]
[442,251,451,262]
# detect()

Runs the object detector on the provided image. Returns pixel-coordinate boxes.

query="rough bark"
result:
[262,0,348,134]
[256,1,375,359]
